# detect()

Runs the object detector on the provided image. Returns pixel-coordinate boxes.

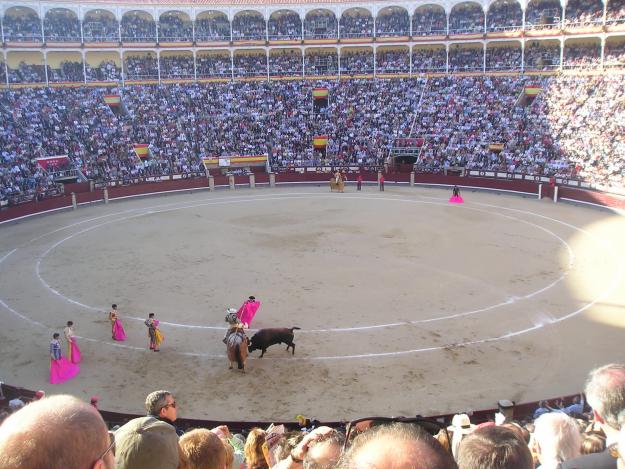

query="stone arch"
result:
[44,8,81,42]
[340,7,374,39]
[121,10,157,43]
[232,10,266,41]
[83,9,119,42]
[376,6,410,37]
[195,11,230,42]
[304,9,338,40]
[159,10,193,42]
[413,5,448,36]
[486,0,523,31]
[3,6,42,42]
[267,9,302,40]
[449,2,485,35]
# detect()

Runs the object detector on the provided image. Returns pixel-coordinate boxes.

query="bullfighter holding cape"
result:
[236,296,261,328]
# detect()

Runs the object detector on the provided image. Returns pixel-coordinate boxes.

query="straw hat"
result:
[447,414,477,434]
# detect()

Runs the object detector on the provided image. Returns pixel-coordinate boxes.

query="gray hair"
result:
[533,412,581,465]
[585,364,625,429]
[145,390,172,416]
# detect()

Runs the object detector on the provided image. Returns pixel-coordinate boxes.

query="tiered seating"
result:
[83,12,119,42]
[195,15,230,41]
[268,12,302,40]
[487,0,523,31]
[232,13,266,41]
[43,9,81,42]
[3,10,43,42]
[412,6,447,36]
[158,14,193,42]
[121,13,157,42]
[375,9,410,37]
[449,4,485,35]
[339,11,373,38]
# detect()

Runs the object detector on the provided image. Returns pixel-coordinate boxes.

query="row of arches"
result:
[2,37,622,84]
[2,0,624,43]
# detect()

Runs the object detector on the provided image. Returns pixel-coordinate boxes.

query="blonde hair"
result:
[244,428,268,469]
[179,429,227,469]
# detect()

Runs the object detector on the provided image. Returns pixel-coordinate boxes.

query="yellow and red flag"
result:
[313,136,329,148]
[133,144,150,158]
[312,88,329,100]
[524,86,542,96]
[104,94,121,106]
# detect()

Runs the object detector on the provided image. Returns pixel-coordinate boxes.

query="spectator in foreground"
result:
[179,428,227,469]
[456,425,533,469]
[337,422,457,469]
[146,389,183,436]
[245,428,269,469]
[561,363,625,469]
[0,394,114,469]
[532,412,581,468]
[115,416,181,469]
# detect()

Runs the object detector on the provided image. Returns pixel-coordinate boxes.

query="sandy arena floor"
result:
[1,185,624,422]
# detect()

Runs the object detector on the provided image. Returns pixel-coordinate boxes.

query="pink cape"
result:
[237,301,261,327]
[70,341,81,364]
[113,320,127,341]
[50,357,80,384]
[449,195,464,204]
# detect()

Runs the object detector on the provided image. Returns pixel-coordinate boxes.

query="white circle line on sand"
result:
[0,192,622,359]
[30,193,573,331]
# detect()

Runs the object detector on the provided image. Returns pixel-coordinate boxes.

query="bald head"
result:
[337,423,457,469]
[0,394,113,469]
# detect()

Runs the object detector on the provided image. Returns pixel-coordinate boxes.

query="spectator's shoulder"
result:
[559,448,616,469]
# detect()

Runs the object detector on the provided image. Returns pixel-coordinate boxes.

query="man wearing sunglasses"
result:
[146,389,183,436]
[0,394,115,469]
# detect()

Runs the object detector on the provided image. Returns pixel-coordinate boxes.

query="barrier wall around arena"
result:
[2,172,624,225]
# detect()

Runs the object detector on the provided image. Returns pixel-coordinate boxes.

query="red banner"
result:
[36,155,70,171]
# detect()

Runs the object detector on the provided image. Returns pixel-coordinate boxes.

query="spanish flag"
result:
[104,94,121,106]
[313,136,329,149]
[524,86,542,96]
[489,143,505,151]
[133,144,150,158]
[312,88,329,99]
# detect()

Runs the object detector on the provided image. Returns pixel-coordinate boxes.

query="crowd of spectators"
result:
[524,42,561,70]
[232,14,265,41]
[124,54,159,80]
[564,0,604,27]
[0,62,6,84]
[412,7,447,35]
[486,46,522,70]
[48,60,84,83]
[196,54,231,78]
[376,10,410,37]
[304,14,338,39]
[2,11,43,42]
[525,0,563,29]
[304,51,338,75]
[449,47,484,72]
[159,15,193,42]
[607,0,625,24]
[43,10,81,42]
[377,50,410,74]
[269,51,303,77]
[412,48,447,72]
[85,60,121,82]
[0,72,623,202]
[83,14,119,42]
[2,364,625,469]
[449,5,485,34]
[339,51,374,74]
[7,62,47,84]
[604,41,625,67]
[563,43,601,68]
[268,13,302,40]
[487,1,523,31]
[121,14,157,42]
[160,55,195,80]
[195,15,230,41]
[339,12,373,38]
[234,54,267,77]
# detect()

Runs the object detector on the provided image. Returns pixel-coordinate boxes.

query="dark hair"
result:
[112,304,117,309]
[53,333,60,339]
[456,426,533,469]
[67,321,73,327]
[149,313,155,318]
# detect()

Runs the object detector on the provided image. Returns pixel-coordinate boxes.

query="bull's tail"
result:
[235,344,244,370]
[291,327,301,331]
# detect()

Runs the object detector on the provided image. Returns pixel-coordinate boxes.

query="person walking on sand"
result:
[145,313,163,351]
[109,304,126,341]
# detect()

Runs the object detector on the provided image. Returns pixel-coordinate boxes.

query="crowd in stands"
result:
[269,52,302,77]
[7,62,47,83]
[563,43,601,68]
[195,16,230,41]
[449,47,484,72]
[196,54,231,78]
[268,14,302,40]
[449,6,485,34]
[121,14,156,42]
[605,41,625,67]
[486,46,522,70]
[85,60,121,82]
[412,48,447,72]
[376,10,410,37]
[339,51,374,74]
[1,72,624,202]
[83,15,119,42]
[565,0,604,26]
[304,52,338,75]
[43,11,81,42]
[607,0,625,24]
[232,15,265,41]
[160,55,194,80]
[487,1,523,31]
[2,364,625,469]
[49,60,84,83]
[377,50,410,74]
[159,15,193,42]
[525,1,563,29]
[413,7,447,35]
[304,15,338,39]
[339,13,373,38]
[524,42,561,70]
[234,54,267,77]
[124,54,158,80]
[2,12,43,41]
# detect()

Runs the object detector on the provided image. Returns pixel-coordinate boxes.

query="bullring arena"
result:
[1,182,625,422]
